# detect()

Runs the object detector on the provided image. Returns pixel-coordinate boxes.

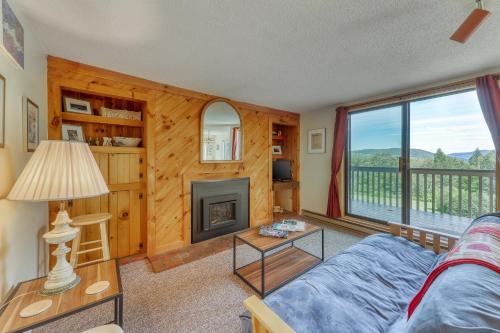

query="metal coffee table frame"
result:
[233,227,324,298]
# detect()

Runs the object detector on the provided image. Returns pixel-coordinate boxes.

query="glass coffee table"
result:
[233,222,324,298]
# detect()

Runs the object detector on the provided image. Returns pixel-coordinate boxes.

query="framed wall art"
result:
[0,0,24,69]
[308,128,326,153]
[0,74,4,147]
[24,97,39,152]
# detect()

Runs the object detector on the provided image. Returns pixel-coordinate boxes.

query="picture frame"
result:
[308,128,326,153]
[0,0,24,69]
[272,145,282,155]
[63,97,92,115]
[24,97,39,152]
[62,124,85,142]
[0,74,4,148]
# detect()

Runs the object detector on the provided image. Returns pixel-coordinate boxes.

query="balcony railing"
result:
[348,166,496,219]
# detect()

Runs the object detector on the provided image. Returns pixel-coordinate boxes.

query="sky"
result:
[350,90,495,154]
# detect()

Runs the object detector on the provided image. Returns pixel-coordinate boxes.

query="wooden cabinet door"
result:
[67,151,145,262]
[108,190,144,258]
[109,153,143,185]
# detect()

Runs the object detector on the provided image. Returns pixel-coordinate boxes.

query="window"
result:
[346,89,496,235]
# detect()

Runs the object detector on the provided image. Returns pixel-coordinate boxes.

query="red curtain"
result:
[326,107,348,218]
[476,75,500,164]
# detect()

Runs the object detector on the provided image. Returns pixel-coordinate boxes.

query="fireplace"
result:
[191,178,249,243]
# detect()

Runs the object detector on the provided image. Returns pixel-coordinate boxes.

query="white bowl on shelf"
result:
[112,137,142,147]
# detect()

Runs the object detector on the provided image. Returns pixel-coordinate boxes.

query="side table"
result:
[0,259,123,333]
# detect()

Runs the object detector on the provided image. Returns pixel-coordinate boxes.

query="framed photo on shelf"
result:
[308,128,326,153]
[272,145,282,155]
[0,74,4,148]
[24,97,39,152]
[63,97,92,115]
[61,124,85,142]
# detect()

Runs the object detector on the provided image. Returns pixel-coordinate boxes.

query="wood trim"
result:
[387,222,459,253]
[199,98,243,163]
[345,73,500,112]
[347,79,477,111]
[47,56,299,117]
[301,209,387,234]
[243,296,294,333]
[153,240,185,254]
[145,98,157,257]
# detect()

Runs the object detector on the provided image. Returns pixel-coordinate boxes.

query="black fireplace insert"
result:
[191,178,249,243]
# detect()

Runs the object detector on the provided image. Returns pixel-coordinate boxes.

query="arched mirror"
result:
[201,99,242,162]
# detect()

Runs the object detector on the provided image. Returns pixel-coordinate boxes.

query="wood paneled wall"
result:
[47,56,300,257]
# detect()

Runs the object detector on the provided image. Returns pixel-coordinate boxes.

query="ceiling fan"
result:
[450,0,491,43]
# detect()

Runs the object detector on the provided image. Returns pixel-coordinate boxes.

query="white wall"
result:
[0,4,47,300]
[300,107,336,214]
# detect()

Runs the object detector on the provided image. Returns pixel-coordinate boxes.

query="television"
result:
[273,159,292,181]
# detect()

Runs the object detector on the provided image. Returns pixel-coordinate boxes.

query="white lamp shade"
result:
[8,140,109,202]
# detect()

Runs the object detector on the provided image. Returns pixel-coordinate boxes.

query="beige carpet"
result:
[36,222,364,333]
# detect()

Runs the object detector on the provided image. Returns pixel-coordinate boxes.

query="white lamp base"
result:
[41,202,80,295]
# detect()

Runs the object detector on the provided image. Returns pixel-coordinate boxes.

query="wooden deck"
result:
[350,200,472,235]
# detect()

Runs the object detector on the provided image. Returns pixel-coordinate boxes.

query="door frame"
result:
[344,88,486,226]
[344,101,408,225]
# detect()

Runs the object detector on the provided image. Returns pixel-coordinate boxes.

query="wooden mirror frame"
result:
[200,98,243,163]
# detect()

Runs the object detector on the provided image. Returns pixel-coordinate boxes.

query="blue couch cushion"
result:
[261,233,439,333]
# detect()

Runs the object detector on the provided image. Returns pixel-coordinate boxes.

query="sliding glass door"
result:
[347,104,405,223]
[409,90,496,234]
[346,89,496,235]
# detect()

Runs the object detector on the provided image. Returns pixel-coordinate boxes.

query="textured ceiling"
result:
[13,0,500,112]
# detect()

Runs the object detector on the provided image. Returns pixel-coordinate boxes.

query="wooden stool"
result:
[70,213,112,267]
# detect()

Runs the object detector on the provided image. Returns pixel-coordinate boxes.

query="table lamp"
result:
[8,140,109,295]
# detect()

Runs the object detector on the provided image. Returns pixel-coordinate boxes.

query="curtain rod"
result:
[347,73,500,112]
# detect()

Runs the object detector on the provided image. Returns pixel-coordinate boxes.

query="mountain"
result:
[448,150,493,160]
[353,148,495,160]
[353,148,434,158]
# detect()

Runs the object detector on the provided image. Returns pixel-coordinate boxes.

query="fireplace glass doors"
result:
[192,178,249,243]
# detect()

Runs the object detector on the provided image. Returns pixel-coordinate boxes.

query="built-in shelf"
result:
[272,180,299,191]
[90,146,145,154]
[62,112,144,127]
[271,121,299,214]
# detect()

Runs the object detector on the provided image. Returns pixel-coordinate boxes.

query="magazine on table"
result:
[272,219,306,232]
[259,226,288,238]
